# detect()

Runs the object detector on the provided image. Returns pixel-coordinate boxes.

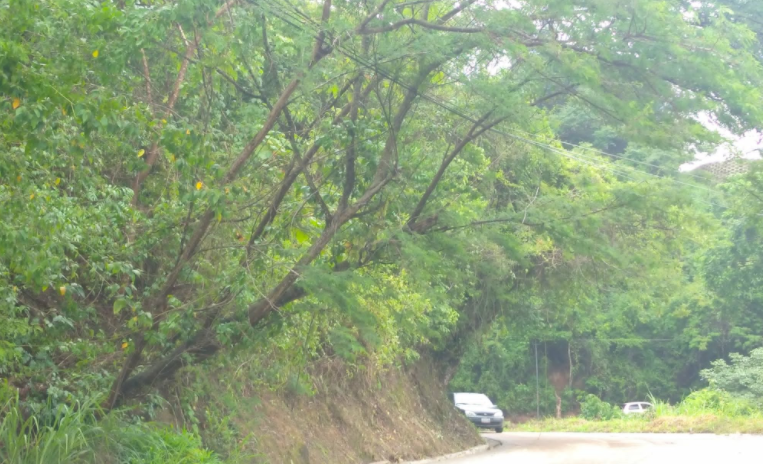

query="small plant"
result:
[672,389,760,417]
[0,388,104,464]
[0,385,222,464]
[578,394,620,421]
[108,422,222,464]
[701,350,763,407]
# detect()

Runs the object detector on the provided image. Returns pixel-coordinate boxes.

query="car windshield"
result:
[454,393,493,406]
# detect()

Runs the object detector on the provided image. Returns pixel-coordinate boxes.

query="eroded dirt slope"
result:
[234,362,481,463]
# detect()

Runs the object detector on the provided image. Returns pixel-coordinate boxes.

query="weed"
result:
[0,388,222,464]
[508,388,763,434]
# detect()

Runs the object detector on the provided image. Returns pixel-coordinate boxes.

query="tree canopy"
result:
[2,0,763,426]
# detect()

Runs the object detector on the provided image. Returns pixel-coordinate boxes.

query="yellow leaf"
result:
[92,50,99,58]
[131,316,138,323]
[121,342,128,350]
[12,98,20,110]
[161,119,167,124]
[29,193,35,200]
[225,188,230,194]
[55,178,61,185]
[16,175,21,182]
[62,107,67,115]
[196,181,203,190]
[137,149,145,158]
[293,228,309,244]
[42,285,48,292]
[59,286,66,296]
[186,129,191,135]
[169,154,176,162]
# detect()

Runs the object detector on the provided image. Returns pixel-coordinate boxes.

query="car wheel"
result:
[494,426,503,433]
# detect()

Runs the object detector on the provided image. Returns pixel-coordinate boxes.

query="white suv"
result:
[622,402,653,415]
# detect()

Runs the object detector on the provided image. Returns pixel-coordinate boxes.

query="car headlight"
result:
[465,410,477,417]
[494,409,504,418]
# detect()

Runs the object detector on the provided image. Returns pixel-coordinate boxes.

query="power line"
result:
[510,126,718,183]
[259,0,730,211]
[498,337,680,343]
[493,132,729,211]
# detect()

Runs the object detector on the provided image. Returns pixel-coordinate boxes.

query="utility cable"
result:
[258,0,731,212]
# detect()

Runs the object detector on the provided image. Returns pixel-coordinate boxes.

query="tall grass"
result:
[507,388,763,434]
[0,394,104,464]
[0,391,222,464]
[650,389,762,418]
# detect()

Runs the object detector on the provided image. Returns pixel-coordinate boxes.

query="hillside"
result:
[177,362,481,463]
[4,0,763,461]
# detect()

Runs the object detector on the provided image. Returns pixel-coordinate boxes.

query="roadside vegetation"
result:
[507,391,763,434]
[4,0,763,461]
[507,349,763,434]
[0,384,223,464]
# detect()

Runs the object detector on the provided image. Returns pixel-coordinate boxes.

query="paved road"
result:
[441,432,763,463]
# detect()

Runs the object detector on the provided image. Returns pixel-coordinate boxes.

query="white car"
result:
[452,392,505,433]
[622,402,653,415]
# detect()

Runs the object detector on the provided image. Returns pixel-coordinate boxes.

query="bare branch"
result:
[140,49,155,117]
[215,0,239,19]
[310,0,333,64]
[356,0,393,32]
[246,61,444,327]
[132,24,197,205]
[437,0,479,24]
[108,10,337,408]
[531,84,579,107]
[359,18,483,34]
[242,74,375,260]
[338,73,364,214]
[407,113,506,231]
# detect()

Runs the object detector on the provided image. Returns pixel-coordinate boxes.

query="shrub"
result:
[0,386,221,464]
[672,389,760,417]
[701,348,763,406]
[579,394,620,421]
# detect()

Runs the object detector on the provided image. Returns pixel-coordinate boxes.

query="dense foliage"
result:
[3,0,763,459]
[702,348,763,406]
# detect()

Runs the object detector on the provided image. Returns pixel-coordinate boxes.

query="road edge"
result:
[370,436,502,464]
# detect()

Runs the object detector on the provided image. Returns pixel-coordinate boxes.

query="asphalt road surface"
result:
[440,432,763,463]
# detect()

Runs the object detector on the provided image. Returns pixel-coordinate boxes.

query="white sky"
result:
[487,1,763,173]
[680,114,763,172]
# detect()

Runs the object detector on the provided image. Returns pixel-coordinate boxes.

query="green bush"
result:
[109,423,222,464]
[0,387,221,464]
[0,395,103,464]
[664,388,761,417]
[701,349,763,406]
[579,394,621,421]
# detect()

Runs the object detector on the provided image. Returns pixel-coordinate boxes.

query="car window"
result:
[628,404,641,411]
[641,403,652,409]
[454,393,493,406]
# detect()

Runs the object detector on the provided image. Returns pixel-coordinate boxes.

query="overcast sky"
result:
[680,114,763,172]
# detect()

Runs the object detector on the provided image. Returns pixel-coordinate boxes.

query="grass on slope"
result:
[505,415,763,434]
[0,391,222,464]
[506,389,763,434]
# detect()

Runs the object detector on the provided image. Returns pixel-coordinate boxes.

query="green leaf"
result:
[113,299,127,314]
[293,228,309,244]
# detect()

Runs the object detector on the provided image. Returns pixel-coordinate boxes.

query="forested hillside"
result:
[3,0,763,461]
